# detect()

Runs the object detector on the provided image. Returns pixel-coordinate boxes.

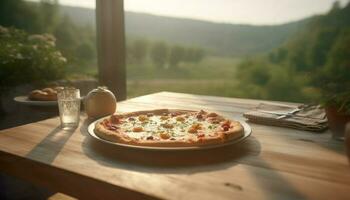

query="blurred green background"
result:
[0,0,349,104]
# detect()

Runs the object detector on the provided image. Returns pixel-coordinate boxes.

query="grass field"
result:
[127,56,241,80]
[126,56,242,97]
[65,56,319,102]
[127,79,240,98]
[69,56,244,98]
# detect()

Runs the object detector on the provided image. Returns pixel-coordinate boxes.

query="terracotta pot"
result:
[325,106,350,140]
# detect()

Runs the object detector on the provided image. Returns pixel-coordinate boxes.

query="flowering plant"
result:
[0,26,67,92]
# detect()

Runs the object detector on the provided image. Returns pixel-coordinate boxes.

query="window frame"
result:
[96,0,126,100]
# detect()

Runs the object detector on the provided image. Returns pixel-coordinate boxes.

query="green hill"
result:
[60,5,310,56]
[273,2,350,71]
[235,2,350,102]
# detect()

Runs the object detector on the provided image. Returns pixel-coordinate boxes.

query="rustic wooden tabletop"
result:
[0,92,349,200]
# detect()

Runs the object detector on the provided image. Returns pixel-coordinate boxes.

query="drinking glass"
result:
[57,87,81,130]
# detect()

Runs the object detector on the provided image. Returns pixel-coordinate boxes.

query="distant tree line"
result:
[127,39,205,69]
[1,0,207,73]
[235,1,350,103]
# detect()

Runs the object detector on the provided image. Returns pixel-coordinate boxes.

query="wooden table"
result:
[0,92,349,200]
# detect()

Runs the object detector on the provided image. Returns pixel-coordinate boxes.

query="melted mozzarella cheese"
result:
[118,114,220,140]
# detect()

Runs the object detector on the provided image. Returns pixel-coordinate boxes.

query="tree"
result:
[268,48,288,63]
[53,15,79,61]
[0,0,41,33]
[38,0,60,33]
[130,39,148,64]
[313,28,350,95]
[76,42,95,62]
[184,47,205,63]
[330,1,341,12]
[169,45,185,68]
[150,41,168,69]
[308,28,338,68]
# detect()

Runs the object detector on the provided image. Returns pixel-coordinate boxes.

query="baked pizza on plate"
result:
[28,87,64,101]
[93,109,245,147]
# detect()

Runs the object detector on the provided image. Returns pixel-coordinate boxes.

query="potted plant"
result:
[312,29,350,140]
[323,93,350,140]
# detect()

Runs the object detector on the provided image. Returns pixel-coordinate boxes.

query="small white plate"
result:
[14,96,85,106]
[87,118,252,151]
[14,96,58,106]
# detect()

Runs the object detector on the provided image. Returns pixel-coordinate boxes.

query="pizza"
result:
[28,87,64,101]
[94,109,244,147]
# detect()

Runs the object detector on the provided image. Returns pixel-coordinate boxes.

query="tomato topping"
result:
[188,123,202,133]
[221,120,231,126]
[159,132,171,139]
[207,112,218,117]
[188,127,198,133]
[110,115,122,124]
[196,114,203,119]
[223,125,230,131]
[133,127,143,132]
[221,120,231,131]
[197,133,205,138]
[161,123,174,129]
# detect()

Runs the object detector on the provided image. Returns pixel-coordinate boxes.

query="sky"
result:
[29,0,349,25]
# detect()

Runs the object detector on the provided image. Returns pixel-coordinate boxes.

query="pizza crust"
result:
[94,109,244,147]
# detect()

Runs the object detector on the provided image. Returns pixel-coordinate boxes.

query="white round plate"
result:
[87,118,252,151]
[14,96,58,106]
[14,96,85,106]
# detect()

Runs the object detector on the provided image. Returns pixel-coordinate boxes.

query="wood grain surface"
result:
[0,92,349,200]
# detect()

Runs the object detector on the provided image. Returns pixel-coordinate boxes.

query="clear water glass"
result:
[57,87,81,130]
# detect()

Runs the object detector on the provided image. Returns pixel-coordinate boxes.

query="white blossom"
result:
[0,26,8,34]
[15,53,24,59]
[28,34,46,42]
[58,57,67,63]
[43,33,56,42]
[47,41,55,47]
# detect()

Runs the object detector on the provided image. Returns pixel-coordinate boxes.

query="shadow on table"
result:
[243,157,308,200]
[26,125,75,164]
[299,135,346,155]
[79,116,308,198]
[80,118,261,174]
[269,125,345,155]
